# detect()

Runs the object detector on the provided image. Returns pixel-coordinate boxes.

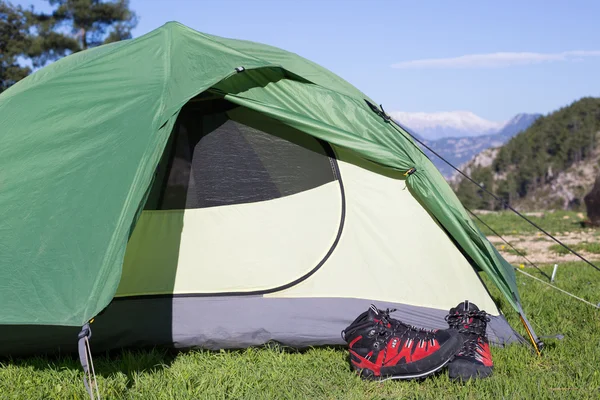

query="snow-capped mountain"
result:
[398,113,542,178]
[390,111,504,140]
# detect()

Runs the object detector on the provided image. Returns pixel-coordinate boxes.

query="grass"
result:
[1,208,599,399]
[472,210,589,236]
[1,261,599,399]
[550,241,600,255]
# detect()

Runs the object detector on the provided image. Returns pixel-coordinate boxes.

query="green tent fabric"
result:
[0,21,519,327]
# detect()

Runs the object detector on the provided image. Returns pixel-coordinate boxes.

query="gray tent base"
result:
[0,296,525,358]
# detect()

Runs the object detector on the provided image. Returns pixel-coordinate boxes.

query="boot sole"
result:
[359,355,456,381]
[354,332,462,381]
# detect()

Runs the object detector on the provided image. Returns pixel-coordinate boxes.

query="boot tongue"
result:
[457,301,488,335]
[460,300,480,313]
[368,304,381,319]
[368,304,394,327]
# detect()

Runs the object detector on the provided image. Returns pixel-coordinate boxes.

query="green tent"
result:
[0,22,536,356]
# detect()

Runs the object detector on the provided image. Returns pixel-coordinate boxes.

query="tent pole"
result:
[516,302,544,356]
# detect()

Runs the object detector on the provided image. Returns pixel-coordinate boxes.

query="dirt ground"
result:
[489,230,600,265]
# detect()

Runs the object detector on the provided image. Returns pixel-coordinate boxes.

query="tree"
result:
[0,0,138,93]
[27,8,80,69]
[42,0,138,51]
[457,97,600,211]
[0,1,32,93]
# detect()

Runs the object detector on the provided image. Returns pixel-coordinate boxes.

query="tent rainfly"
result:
[0,22,538,358]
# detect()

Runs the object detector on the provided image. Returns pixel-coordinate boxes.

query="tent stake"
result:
[551,264,558,283]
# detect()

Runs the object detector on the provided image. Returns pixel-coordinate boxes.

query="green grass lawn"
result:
[1,261,599,399]
[550,241,600,255]
[472,210,589,236]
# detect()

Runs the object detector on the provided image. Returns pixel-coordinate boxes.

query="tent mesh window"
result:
[145,102,338,210]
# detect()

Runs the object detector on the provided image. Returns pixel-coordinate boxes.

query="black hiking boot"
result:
[445,300,493,381]
[341,304,462,381]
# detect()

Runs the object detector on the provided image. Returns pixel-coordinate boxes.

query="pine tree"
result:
[0,0,138,93]
[0,1,32,93]
[454,97,600,210]
[42,0,138,51]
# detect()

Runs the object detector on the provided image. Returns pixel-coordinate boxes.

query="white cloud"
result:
[391,51,600,69]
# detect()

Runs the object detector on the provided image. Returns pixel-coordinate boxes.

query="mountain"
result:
[391,111,503,140]
[452,97,600,211]
[489,113,544,141]
[401,113,541,178]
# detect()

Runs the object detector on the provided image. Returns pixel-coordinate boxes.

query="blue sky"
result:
[15,0,600,122]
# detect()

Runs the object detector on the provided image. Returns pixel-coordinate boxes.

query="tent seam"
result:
[81,25,175,324]
[157,25,173,130]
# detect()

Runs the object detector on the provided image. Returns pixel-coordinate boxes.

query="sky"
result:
[14,0,600,122]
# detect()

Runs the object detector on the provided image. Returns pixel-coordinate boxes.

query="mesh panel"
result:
[146,108,336,210]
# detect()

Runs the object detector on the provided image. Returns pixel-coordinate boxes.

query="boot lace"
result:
[379,308,437,342]
[445,310,490,357]
[445,310,490,336]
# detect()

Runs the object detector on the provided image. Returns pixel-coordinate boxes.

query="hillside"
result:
[420,113,540,177]
[452,97,600,211]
